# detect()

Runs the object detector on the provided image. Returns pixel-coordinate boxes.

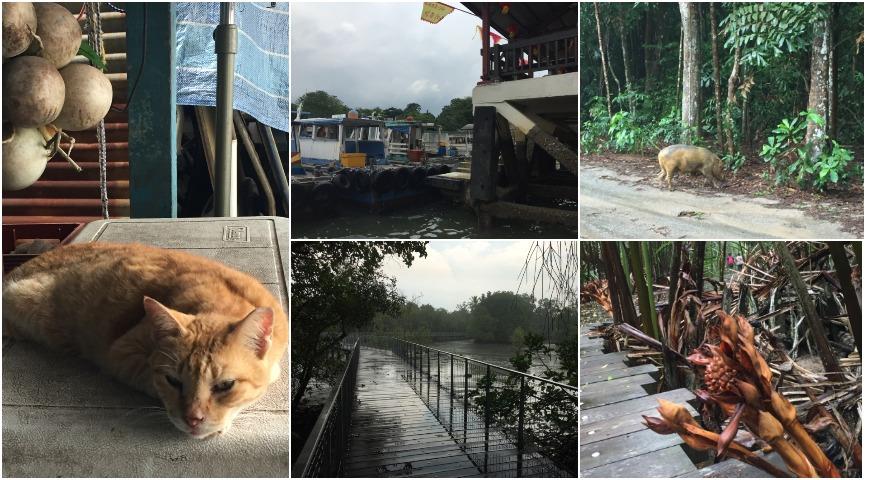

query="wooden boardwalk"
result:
[579,324,700,478]
[343,347,482,478]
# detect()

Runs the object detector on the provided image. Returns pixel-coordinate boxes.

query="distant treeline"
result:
[370,290,578,345]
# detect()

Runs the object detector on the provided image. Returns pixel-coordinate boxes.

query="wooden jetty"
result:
[344,347,482,478]
[579,324,785,478]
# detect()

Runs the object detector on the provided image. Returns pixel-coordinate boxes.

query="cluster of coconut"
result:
[2,3,113,191]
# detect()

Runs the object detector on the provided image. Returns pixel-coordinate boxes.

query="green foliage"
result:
[294,90,350,118]
[465,333,578,475]
[436,97,473,131]
[759,111,855,191]
[722,3,819,66]
[721,152,747,172]
[581,93,690,154]
[291,241,428,407]
[78,42,106,71]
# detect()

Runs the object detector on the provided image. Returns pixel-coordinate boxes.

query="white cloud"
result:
[381,241,572,310]
[291,2,482,114]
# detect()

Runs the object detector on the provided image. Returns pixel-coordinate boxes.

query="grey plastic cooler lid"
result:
[2,217,289,478]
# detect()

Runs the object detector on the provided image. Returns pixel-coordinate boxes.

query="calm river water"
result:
[429,339,563,379]
[292,199,577,239]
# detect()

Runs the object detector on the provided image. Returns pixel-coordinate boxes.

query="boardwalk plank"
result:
[580,351,631,370]
[579,374,654,409]
[579,404,699,446]
[681,452,786,478]
[580,388,695,425]
[579,426,685,471]
[581,445,697,478]
[581,363,658,384]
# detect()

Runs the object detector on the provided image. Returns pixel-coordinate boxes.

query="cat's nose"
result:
[185,412,204,428]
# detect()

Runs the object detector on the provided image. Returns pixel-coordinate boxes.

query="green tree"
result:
[294,90,350,118]
[291,241,427,411]
[403,102,422,117]
[436,97,473,131]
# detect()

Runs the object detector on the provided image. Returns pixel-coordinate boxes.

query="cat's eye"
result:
[213,380,235,393]
[165,375,183,390]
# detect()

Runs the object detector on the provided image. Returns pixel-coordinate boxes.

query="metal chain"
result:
[85,2,109,219]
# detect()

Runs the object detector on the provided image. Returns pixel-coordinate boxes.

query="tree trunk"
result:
[628,242,656,337]
[679,2,701,142]
[691,241,706,347]
[725,45,741,155]
[603,242,638,326]
[643,6,655,92]
[829,242,861,354]
[667,241,683,309]
[774,243,846,382]
[619,16,632,95]
[805,4,831,163]
[710,3,724,151]
[593,3,613,116]
[601,242,626,324]
[829,4,839,139]
[641,242,660,339]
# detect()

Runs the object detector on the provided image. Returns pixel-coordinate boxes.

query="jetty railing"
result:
[489,28,578,81]
[291,338,360,478]
[362,335,578,477]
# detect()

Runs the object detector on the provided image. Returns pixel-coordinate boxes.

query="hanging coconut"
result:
[3,55,65,127]
[2,2,38,59]
[30,2,80,68]
[54,63,113,131]
[2,126,53,191]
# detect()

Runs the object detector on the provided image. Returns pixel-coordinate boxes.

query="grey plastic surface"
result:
[2,217,289,478]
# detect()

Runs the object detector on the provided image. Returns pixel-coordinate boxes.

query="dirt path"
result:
[580,165,852,239]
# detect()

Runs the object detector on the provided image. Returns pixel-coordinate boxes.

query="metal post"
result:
[517,376,526,477]
[463,358,468,449]
[126,3,177,218]
[213,2,238,217]
[481,3,490,82]
[449,355,454,434]
[436,351,441,419]
[484,364,490,474]
[426,348,431,405]
[419,345,423,394]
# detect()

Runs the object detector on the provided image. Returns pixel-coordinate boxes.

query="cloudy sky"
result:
[381,241,574,310]
[291,2,482,115]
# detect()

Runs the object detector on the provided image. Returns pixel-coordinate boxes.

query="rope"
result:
[85,3,109,219]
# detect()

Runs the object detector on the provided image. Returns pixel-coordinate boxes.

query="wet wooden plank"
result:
[580,351,630,370]
[580,404,699,446]
[345,348,481,478]
[580,388,696,425]
[682,452,785,478]
[579,426,686,471]
[579,374,654,409]
[581,445,697,478]
[581,363,658,384]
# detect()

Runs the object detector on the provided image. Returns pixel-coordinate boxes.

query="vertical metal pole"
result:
[463,358,468,448]
[214,2,237,217]
[449,355,454,434]
[436,351,441,419]
[484,364,490,474]
[517,377,526,477]
[419,345,423,394]
[481,3,490,82]
[426,348,431,405]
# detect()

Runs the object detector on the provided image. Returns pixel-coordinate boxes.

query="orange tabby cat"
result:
[2,242,288,439]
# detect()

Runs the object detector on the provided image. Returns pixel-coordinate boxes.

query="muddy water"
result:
[292,199,578,239]
[429,339,564,378]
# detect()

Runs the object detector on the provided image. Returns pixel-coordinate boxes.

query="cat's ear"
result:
[233,307,274,359]
[143,296,186,340]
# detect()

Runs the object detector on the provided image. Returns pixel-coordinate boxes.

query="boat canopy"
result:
[293,118,384,128]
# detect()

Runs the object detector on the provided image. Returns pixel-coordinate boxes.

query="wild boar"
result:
[657,144,726,191]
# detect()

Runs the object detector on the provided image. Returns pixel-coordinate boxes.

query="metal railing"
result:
[363,335,578,477]
[489,28,578,81]
[291,339,360,478]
